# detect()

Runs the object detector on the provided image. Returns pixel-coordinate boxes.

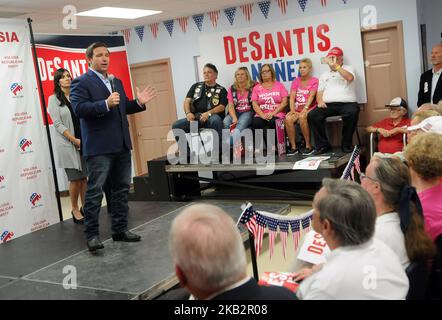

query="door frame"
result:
[128,58,177,175]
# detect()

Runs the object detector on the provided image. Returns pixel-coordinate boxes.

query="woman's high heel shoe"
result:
[71,211,84,224]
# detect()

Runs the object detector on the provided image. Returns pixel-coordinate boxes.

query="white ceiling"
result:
[0,0,255,34]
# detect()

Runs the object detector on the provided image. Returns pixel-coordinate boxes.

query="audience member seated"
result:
[407,114,442,143]
[405,133,442,242]
[172,63,228,157]
[308,47,360,155]
[417,102,442,115]
[169,204,298,300]
[361,157,435,269]
[223,67,256,150]
[251,64,288,154]
[296,178,409,300]
[417,43,442,107]
[285,58,318,156]
[366,97,410,154]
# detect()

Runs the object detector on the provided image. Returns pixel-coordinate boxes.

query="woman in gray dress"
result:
[48,68,87,223]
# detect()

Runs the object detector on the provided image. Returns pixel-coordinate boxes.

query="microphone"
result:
[108,74,116,92]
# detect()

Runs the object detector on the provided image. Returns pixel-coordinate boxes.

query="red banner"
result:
[34,35,133,124]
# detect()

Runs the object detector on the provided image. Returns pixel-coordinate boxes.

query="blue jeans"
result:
[172,114,224,153]
[223,111,253,145]
[83,150,131,240]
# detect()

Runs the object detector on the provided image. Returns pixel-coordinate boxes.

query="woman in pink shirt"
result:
[224,67,256,147]
[285,58,318,156]
[251,64,288,153]
[405,132,442,242]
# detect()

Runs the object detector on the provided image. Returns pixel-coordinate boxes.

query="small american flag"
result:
[239,204,257,234]
[149,23,159,39]
[340,146,361,180]
[258,1,271,19]
[178,17,188,33]
[224,7,236,26]
[277,0,288,15]
[241,3,254,22]
[121,29,131,44]
[208,10,220,28]
[134,25,145,42]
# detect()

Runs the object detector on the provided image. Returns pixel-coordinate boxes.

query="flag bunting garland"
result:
[238,145,362,260]
[241,3,254,22]
[121,29,131,44]
[277,0,288,15]
[178,17,189,33]
[149,23,159,39]
[224,7,237,25]
[208,10,220,28]
[258,1,271,19]
[134,25,145,42]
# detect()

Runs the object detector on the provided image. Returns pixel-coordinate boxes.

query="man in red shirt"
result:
[366,97,410,154]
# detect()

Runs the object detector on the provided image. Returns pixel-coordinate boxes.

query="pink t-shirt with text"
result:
[251,82,288,119]
[227,87,252,113]
[419,183,442,241]
[290,77,319,112]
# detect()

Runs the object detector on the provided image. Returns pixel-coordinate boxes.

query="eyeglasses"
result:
[360,172,379,183]
[261,70,271,74]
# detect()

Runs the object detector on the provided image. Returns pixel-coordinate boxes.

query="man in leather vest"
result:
[172,63,228,159]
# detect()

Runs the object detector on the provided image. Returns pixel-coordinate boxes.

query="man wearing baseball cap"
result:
[308,47,360,154]
[366,97,410,154]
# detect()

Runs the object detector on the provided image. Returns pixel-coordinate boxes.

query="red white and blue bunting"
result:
[192,14,204,32]
[238,202,313,259]
[178,17,189,33]
[149,23,159,39]
[241,3,254,22]
[238,145,361,260]
[164,20,174,37]
[121,0,349,41]
[224,7,237,25]
[258,1,272,19]
[208,10,220,28]
[134,25,145,42]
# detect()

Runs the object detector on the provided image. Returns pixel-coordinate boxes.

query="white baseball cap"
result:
[407,116,442,133]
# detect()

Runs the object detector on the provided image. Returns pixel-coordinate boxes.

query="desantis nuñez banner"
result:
[199,9,367,103]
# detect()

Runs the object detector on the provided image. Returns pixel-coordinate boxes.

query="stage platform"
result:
[137,148,354,202]
[165,149,351,173]
[0,200,289,300]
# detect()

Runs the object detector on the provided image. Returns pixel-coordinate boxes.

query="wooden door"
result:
[360,22,408,127]
[129,59,177,175]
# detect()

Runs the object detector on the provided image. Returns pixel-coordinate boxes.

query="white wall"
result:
[126,0,423,114]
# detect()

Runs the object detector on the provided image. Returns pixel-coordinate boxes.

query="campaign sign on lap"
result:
[297,230,330,265]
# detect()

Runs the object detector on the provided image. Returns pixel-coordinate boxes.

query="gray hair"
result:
[169,204,247,292]
[319,178,376,246]
[371,157,410,210]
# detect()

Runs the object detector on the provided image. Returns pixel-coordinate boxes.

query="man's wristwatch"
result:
[208,112,212,117]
